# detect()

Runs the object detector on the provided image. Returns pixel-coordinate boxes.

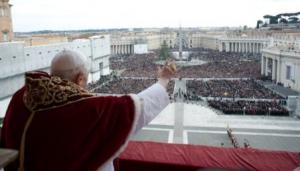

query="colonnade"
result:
[261,55,281,82]
[221,41,266,53]
[111,44,134,55]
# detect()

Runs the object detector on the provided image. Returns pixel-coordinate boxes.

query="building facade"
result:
[219,38,268,53]
[262,46,300,92]
[0,0,13,42]
[219,30,300,53]
[0,35,111,99]
[14,35,69,46]
[109,31,223,56]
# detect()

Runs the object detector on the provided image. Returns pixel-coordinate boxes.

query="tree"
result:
[279,18,288,24]
[263,15,279,24]
[256,20,263,29]
[159,41,170,60]
[288,17,299,24]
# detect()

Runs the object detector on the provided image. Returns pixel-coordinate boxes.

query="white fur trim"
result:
[97,94,142,171]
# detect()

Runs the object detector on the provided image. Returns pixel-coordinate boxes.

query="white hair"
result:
[50,49,89,81]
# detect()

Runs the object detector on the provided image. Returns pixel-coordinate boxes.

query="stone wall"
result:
[0,35,111,99]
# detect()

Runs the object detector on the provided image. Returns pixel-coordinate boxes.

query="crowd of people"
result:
[110,53,158,78]
[93,78,155,94]
[187,79,283,99]
[87,74,116,90]
[177,61,261,78]
[208,100,289,116]
[92,77,175,98]
[95,48,290,116]
[110,50,261,79]
[188,48,261,62]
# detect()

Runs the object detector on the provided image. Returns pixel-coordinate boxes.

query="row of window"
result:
[0,42,109,63]
[0,54,105,61]
[0,7,9,17]
[2,32,9,41]
[0,56,16,61]
[24,45,89,57]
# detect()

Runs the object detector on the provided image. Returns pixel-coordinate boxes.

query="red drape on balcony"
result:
[114,141,300,171]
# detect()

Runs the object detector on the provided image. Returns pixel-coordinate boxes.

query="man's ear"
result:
[75,73,85,86]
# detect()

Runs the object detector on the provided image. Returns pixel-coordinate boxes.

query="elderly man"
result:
[1,50,175,171]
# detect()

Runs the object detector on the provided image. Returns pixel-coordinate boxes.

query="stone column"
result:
[277,58,281,83]
[129,45,132,54]
[242,43,244,53]
[225,42,229,52]
[256,43,258,53]
[259,43,263,53]
[275,59,278,82]
[132,45,134,54]
[272,58,276,80]
[261,55,265,75]
[240,43,243,53]
[247,43,250,53]
[234,42,236,52]
[265,57,269,76]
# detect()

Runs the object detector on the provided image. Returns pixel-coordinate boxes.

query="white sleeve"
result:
[134,83,170,133]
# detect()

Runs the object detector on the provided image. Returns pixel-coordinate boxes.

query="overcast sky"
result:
[10,0,300,32]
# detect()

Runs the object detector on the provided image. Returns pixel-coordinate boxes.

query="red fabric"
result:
[115,141,300,171]
[1,72,136,171]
